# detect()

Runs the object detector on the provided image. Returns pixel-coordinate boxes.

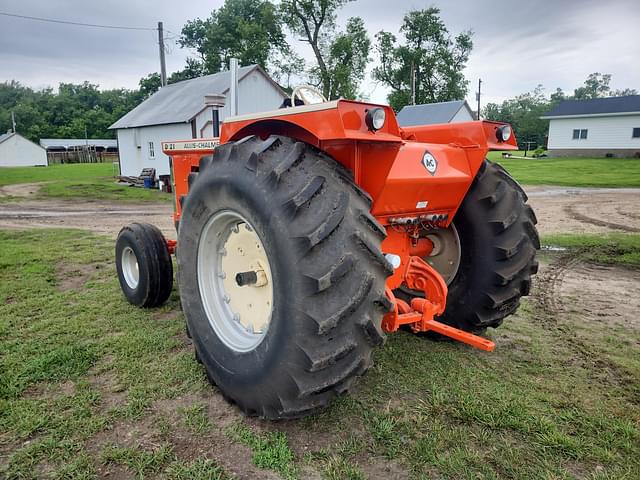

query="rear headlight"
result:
[365,108,386,131]
[496,125,512,142]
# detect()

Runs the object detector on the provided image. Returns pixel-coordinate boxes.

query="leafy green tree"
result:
[483,86,550,147]
[281,0,371,99]
[179,0,289,74]
[573,72,612,99]
[373,7,473,111]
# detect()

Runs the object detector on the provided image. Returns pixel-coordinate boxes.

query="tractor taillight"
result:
[366,107,386,131]
[496,125,512,142]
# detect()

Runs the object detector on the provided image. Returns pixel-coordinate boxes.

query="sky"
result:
[1,0,639,106]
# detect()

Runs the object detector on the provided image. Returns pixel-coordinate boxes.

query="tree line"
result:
[483,73,638,149]
[1,1,472,142]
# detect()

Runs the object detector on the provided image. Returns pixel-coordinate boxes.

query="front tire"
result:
[115,223,173,307]
[177,135,392,419]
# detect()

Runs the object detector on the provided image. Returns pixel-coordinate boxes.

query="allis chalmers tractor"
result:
[115,87,539,419]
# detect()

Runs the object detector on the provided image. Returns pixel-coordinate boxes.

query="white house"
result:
[541,95,640,157]
[110,64,287,177]
[0,132,48,167]
[396,100,475,127]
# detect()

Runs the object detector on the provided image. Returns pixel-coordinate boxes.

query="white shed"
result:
[110,64,287,177]
[541,95,640,157]
[0,132,48,167]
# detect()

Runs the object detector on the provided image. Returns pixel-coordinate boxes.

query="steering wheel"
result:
[291,85,328,106]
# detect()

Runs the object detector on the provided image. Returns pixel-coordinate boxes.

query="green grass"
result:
[543,233,640,267]
[0,163,116,185]
[1,229,639,479]
[0,163,171,202]
[487,151,640,187]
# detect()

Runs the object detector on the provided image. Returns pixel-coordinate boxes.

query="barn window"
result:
[572,129,580,139]
[633,128,640,138]
[148,141,155,158]
[580,129,588,139]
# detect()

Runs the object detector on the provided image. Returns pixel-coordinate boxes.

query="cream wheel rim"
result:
[197,210,273,352]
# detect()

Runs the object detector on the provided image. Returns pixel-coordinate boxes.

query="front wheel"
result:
[115,223,173,307]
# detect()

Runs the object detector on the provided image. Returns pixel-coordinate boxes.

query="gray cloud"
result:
[1,0,638,105]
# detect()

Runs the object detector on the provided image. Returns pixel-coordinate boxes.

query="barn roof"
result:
[110,65,286,130]
[541,95,640,118]
[40,139,118,150]
[396,100,474,127]
[0,132,15,144]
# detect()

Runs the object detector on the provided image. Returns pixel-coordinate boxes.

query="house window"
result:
[633,128,640,138]
[148,141,155,158]
[572,129,588,140]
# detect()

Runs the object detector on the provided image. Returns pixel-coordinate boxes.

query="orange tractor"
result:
[115,87,538,419]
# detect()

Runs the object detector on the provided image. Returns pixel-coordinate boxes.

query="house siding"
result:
[547,114,640,156]
[117,69,286,176]
[117,123,191,177]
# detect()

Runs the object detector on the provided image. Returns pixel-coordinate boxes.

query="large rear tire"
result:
[399,160,539,333]
[436,160,539,332]
[177,135,392,419]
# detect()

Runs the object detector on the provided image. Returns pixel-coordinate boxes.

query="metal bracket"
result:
[382,255,495,352]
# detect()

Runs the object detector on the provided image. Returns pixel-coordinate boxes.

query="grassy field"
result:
[0,164,171,202]
[487,152,640,188]
[1,229,638,479]
[543,233,640,267]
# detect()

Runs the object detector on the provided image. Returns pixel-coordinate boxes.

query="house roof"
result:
[110,65,286,130]
[541,95,640,118]
[396,100,474,127]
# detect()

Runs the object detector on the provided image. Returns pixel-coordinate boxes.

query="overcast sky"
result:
[1,0,638,105]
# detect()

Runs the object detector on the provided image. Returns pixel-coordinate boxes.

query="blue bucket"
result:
[143,178,154,189]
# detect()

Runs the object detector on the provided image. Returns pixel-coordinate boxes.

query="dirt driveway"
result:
[0,184,638,238]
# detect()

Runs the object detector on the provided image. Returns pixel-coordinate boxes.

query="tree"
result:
[573,73,639,99]
[573,72,612,99]
[373,8,473,111]
[179,0,289,74]
[281,0,371,99]
[483,86,550,147]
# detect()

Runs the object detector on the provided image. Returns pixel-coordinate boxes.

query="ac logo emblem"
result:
[422,152,437,175]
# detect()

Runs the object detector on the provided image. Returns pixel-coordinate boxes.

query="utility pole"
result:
[476,78,482,120]
[11,111,16,133]
[158,21,167,87]
[410,62,416,105]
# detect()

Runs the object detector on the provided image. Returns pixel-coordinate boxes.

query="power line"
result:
[0,11,157,31]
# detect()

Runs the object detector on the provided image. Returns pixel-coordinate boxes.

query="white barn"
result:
[0,132,48,167]
[541,95,640,157]
[110,65,287,177]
